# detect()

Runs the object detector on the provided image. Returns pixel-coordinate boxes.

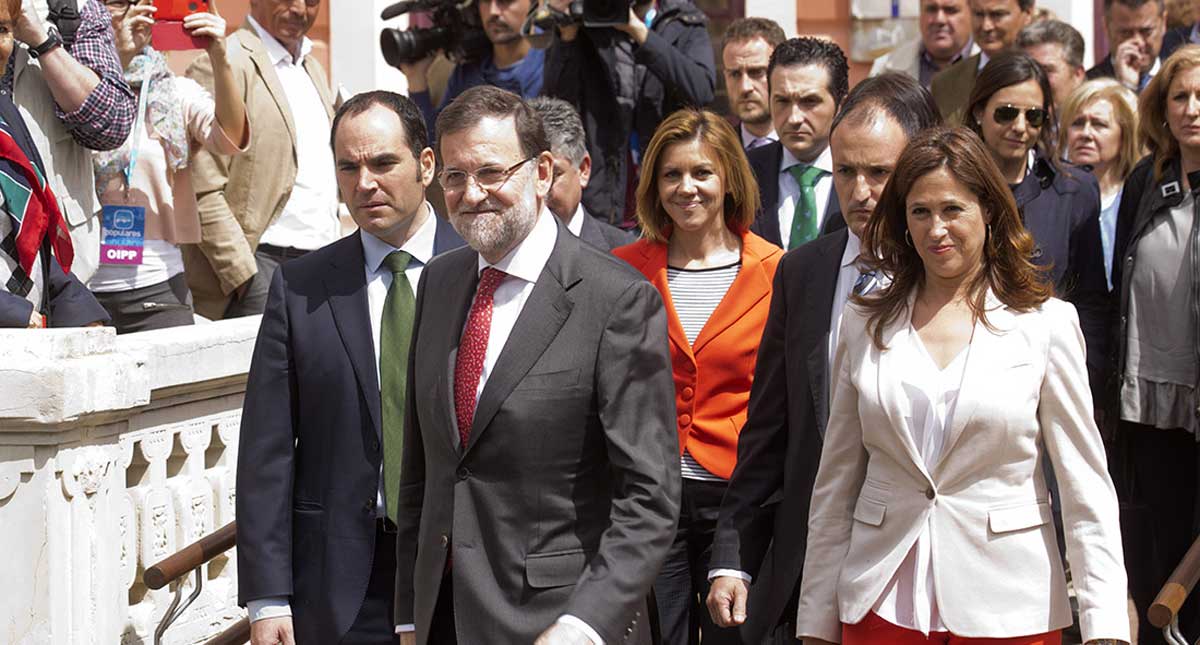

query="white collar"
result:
[566,203,586,237]
[248,15,313,65]
[740,123,777,148]
[1146,56,1162,80]
[977,49,990,71]
[360,203,437,273]
[840,230,863,269]
[780,143,833,174]
[477,206,558,284]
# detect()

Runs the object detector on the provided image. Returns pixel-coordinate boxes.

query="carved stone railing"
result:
[0,318,260,644]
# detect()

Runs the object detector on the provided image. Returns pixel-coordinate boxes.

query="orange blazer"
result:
[613,231,782,479]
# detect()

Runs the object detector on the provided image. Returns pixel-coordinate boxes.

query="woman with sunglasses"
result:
[964,51,1110,399]
[1109,44,1200,645]
[87,0,248,333]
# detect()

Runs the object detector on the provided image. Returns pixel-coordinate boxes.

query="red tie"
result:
[454,267,507,449]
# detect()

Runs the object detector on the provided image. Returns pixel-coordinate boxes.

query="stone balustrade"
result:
[0,318,260,644]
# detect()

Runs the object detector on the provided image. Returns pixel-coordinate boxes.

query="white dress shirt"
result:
[740,123,778,150]
[777,145,833,249]
[249,17,340,252]
[465,209,604,645]
[566,203,586,237]
[247,209,437,629]
[871,328,970,635]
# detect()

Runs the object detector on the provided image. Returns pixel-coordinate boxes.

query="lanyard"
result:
[124,76,151,195]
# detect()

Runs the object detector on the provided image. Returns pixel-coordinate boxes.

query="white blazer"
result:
[796,292,1129,643]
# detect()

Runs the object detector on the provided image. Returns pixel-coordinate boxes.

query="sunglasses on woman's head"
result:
[993,105,1047,128]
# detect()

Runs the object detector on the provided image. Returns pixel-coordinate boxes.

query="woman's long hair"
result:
[854,127,1053,349]
[1140,44,1200,181]
[963,51,1058,164]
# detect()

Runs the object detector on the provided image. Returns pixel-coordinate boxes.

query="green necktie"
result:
[787,164,827,249]
[381,250,414,521]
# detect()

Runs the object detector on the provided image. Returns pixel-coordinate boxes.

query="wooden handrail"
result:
[144,521,237,590]
[205,617,250,645]
[1150,534,1200,628]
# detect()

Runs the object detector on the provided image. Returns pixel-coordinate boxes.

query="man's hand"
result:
[250,616,295,645]
[613,7,649,45]
[1112,39,1144,90]
[534,621,595,645]
[27,309,42,328]
[706,576,749,627]
[398,632,416,645]
[232,276,254,302]
[14,0,49,47]
[398,54,436,93]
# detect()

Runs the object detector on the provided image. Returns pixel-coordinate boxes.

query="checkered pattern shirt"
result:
[1,0,135,151]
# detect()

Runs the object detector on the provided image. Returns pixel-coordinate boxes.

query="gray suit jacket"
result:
[395,218,680,644]
[578,209,635,251]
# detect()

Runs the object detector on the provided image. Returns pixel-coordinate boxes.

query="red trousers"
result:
[842,612,1063,645]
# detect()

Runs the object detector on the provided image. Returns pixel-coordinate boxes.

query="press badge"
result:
[100,204,146,265]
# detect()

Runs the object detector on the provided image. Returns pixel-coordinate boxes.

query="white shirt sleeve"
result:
[706,569,753,582]
[246,597,292,622]
[557,614,604,644]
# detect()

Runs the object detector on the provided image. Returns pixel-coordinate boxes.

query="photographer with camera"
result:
[399,0,543,138]
[542,0,715,225]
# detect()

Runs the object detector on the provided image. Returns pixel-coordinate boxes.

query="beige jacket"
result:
[181,22,334,319]
[797,293,1129,643]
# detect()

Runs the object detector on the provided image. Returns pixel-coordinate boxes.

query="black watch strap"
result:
[29,29,63,59]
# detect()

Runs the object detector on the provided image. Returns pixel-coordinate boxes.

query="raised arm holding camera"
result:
[542,0,716,225]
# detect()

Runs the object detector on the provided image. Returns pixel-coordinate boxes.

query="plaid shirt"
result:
[1,0,134,151]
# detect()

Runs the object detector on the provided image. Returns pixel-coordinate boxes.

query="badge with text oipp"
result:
[100,204,146,265]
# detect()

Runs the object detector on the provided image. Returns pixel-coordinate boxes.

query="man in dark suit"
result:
[748,37,849,250]
[722,17,786,150]
[706,73,941,644]
[529,96,634,251]
[931,0,1034,124]
[1086,0,1180,91]
[393,85,679,645]
[236,91,464,645]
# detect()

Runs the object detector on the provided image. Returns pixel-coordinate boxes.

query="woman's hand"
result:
[183,0,228,64]
[112,1,156,67]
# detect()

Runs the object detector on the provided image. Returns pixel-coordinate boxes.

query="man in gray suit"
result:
[394,85,680,645]
[529,96,635,251]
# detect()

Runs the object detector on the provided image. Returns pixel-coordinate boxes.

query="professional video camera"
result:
[522,0,643,48]
[379,0,490,68]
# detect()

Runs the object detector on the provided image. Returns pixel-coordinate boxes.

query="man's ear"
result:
[419,147,437,188]
[535,151,555,198]
[578,153,592,189]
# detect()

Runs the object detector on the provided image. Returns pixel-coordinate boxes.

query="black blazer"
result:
[710,229,848,641]
[235,218,463,644]
[746,141,845,248]
[394,218,680,644]
[1086,27,1187,81]
[578,209,635,251]
[1012,158,1110,400]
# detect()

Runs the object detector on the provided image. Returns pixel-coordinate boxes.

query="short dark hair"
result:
[435,85,549,162]
[767,37,850,107]
[722,17,786,51]
[1016,19,1085,70]
[1016,0,1036,10]
[1103,0,1164,14]
[830,72,942,139]
[330,90,427,160]
[964,51,1059,162]
[529,96,588,165]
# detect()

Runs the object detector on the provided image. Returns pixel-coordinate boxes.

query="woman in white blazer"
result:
[797,127,1129,645]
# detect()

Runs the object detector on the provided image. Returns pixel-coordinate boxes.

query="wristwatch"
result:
[29,27,63,59]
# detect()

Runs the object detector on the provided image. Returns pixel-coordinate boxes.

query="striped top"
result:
[667,261,741,481]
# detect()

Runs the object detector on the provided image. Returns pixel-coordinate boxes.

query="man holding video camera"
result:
[542,0,716,225]
[400,0,544,139]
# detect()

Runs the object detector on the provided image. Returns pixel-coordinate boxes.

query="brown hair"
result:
[964,51,1059,162]
[635,109,760,243]
[434,85,549,162]
[0,0,18,23]
[856,127,1052,349]
[1139,44,1200,180]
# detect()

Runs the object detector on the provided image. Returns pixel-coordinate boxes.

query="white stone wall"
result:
[0,319,260,644]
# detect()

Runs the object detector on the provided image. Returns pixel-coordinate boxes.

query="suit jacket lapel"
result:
[238,24,297,144]
[438,254,479,454]
[692,234,773,356]
[752,144,783,246]
[302,54,335,120]
[464,224,580,455]
[807,230,848,436]
[324,235,381,435]
[630,241,693,362]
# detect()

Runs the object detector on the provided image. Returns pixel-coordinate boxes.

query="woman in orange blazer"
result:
[614,109,782,645]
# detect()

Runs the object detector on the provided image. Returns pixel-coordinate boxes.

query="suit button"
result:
[925,487,935,500]
[456,467,470,480]
[681,386,694,401]
[440,534,449,548]
[679,414,691,427]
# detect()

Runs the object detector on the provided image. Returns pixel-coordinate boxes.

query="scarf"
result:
[0,107,72,275]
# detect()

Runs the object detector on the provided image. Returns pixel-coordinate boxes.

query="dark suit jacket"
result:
[394,218,680,644]
[746,141,845,248]
[235,219,463,645]
[930,52,981,126]
[1086,27,1187,81]
[710,229,848,642]
[578,209,635,251]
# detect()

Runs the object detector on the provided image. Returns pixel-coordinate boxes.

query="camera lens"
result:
[380,26,451,67]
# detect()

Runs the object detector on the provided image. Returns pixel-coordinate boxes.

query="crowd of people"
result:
[3,0,1198,644]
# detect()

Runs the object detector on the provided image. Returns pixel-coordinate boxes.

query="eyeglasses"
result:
[993,104,1048,128]
[438,156,535,192]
